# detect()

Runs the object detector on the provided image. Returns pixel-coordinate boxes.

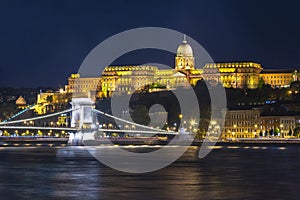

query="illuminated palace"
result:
[64,35,299,98]
[203,63,299,89]
[66,35,202,98]
[34,36,299,115]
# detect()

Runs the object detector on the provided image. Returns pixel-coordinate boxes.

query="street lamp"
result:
[178,114,183,119]
[190,119,196,126]
[280,124,284,137]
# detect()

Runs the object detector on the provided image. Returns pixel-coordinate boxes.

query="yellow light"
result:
[190,120,196,126]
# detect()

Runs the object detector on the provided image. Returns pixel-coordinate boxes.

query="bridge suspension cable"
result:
[2,104,36,123]
[97,129,176,135]
[92,109,167,132]
[0,108,78,125]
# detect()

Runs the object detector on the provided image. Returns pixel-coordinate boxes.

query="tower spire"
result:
[183,34,187,43]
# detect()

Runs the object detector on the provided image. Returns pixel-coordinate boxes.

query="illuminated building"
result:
[222,108,300,138]
[222,109,260,138]
[100,65,157,98]
[15,96,27,109]
[66,35,203,98]
[65,73,100,98]
[203,63,299,89]
[259,69,299,88]
[174,34,203,85]
[65,35,299,98]
[35,90,71,115]
[203,62,263,89]
[260,116,296,137]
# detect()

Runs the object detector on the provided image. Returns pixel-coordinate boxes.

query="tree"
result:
[46,95,53,103]
[131,105,150,125]
[258,77,265,89]
[289,128,293,136]
[294,127,300,137]
[269,129,274,136]
[290,81,300,91]
[274,127,280,135]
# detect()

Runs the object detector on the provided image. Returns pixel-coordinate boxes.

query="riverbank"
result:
[1,136,300,147]
[0,136,68,147]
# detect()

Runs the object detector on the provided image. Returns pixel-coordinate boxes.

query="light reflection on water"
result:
[0,145,299,199]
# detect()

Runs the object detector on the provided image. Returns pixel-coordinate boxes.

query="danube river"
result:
[0,145,300,200]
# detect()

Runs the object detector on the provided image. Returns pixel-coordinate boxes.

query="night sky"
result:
[0,0,300,87]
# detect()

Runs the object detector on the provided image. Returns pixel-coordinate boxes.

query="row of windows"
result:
[205,63,261,68]
[227,114,259,119]
[69,80,99,84]
[261,120,296,125]
[261,120,278,124]
[73,84,98,88]
[105,66,157,71]
[264,125,295,130]
[225,121,258,126]
[177,63,193,67]
[280,119,295,124]
[225,128,256,133]
[223,134,254,138]
[267,80,290,84]
[262,75,291,79]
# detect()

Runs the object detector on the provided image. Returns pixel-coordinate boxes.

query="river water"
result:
[0,145,299,200]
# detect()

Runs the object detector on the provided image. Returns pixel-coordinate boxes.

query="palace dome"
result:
[177,35,193,57]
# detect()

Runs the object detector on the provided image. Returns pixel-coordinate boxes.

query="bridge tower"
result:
[69,98,97,145]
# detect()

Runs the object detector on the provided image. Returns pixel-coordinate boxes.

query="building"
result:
[65,36,299,97]
[203,63,299,89]
[66,35,203,98]
[222,108,260,138]
[260,115,296,137]
[203,62,263,89]
[15,96,27,109]
[35,90,71,115]
[222,108,300,138]
[259,69,298,88]
[65,73,100,98]
[100,65,158,98]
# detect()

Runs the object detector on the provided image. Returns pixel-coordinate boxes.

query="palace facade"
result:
[64,35,299,98]
[203,63,299,89]
[203,62,263,89]
[66,36,202,98]
[259,69,298,88]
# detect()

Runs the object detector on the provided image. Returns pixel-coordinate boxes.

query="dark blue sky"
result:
[0,0,300,87]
